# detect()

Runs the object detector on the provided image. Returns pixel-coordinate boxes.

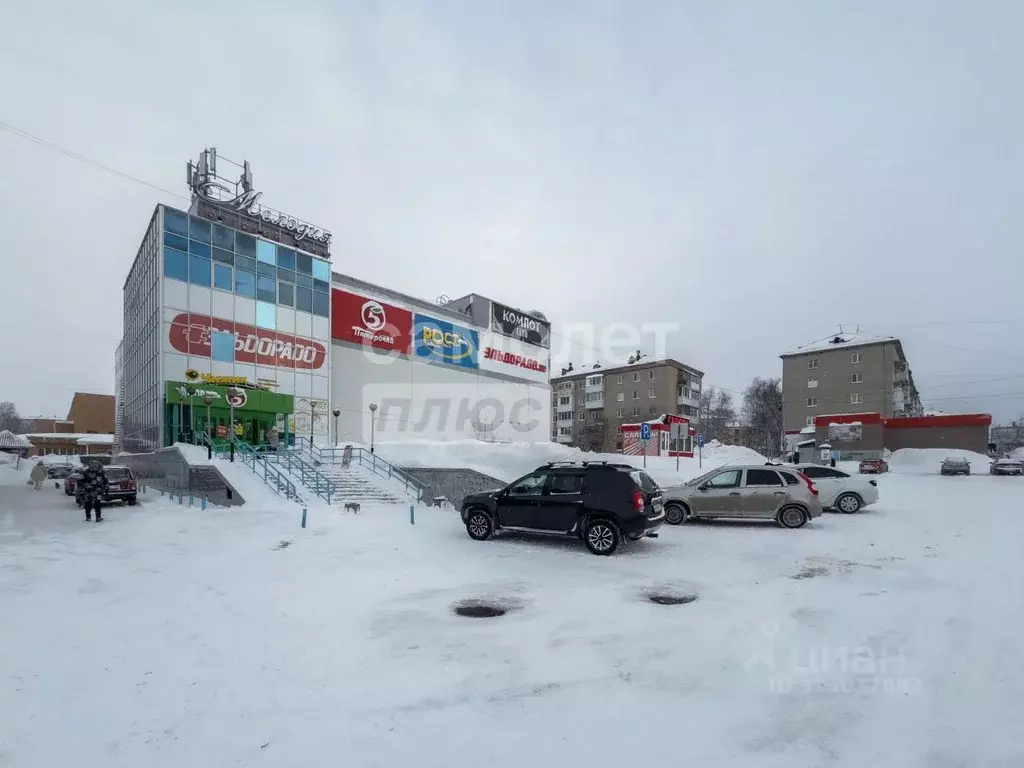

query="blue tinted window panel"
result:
[295,251,313,274]
[189,255,211,286]
[296,286,313,313]
[257,261,277,278]
[235,269,256,298]
[278,281,294,307]
[164,207,189,237]
[312,290,329,317]
[189,216,212,242]
[277,268,295,283]
[163,247,188,281]
[295,272,312,289]
[213,264,232,291]
[277,249,296,271]
[256,301,277,330]
[313,278,329,293]
[212,247,233,265]
[211,330,235,362]
[189,240,212,259]
[312,258,330,281]
[235,232,257,257]
[212,224,234,250]
[234,254,257,273]
[257,275,276,303]
[257,239,277,265]
[164,232,188,252]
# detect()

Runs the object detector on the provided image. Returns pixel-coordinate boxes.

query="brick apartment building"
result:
[550,357,703,452]
[781,331,922,447]
[23,392,115,456]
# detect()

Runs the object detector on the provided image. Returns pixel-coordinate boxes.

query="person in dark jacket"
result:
[79,461,109,522]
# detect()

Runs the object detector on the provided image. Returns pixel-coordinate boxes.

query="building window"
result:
[163,248,188,282]
[558,396,570,406]
[277,248,296,271]
[851,393,864,404]
[648,388,657,398]
[256,275,276,303]
[278,281,294,307]
[234,254,257,274]
[616,392,624,402]
[295,287,313,313]
[189,216,212,242]
[632,373,640,382]
[189,255,211,286]
[631,407,640,417]
[212,247,233,266]
[296,251,313,274]
[649,407,658,416]
[212,224,234,250]
[235,269,256,299]
[256,239,277,265]
[807,378,818,388]
[211,330,235,362]
[616,409,624,417]
[616,375,623,384]
[807,397,817,407]
[851,372,863,384]
[851,352,862,364]
[164,231,188,252]
[312,258,331,282]
[578,413,585,421]
[213,263,232,292]
[808,359,819,370]
[312,290,330,318]
[632,390,639,400]
[164,208,189,237]
[235,232,257,258]
[806,417,814,426]
[649,370,656,379]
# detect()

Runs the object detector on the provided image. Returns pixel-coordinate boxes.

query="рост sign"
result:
[412,314,479,369]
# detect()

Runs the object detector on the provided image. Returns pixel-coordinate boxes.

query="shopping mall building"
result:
[115,148,551,454]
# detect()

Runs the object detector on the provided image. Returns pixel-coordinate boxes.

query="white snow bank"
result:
[0,458,34,486]
[373,438,766,488]
[888,447,992,474]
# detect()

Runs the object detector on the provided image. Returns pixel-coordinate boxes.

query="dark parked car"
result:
[46,463,74,479]
[940,457,971,476]
[990,458,1023,476]
[75,465,138,506]
[858,459,889,474]
[460,461,664,555]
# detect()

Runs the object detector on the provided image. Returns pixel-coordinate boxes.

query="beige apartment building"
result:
[550,357,704,452]
[781,332,922,436]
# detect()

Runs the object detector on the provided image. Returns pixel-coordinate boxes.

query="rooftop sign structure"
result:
[186,147,332,259]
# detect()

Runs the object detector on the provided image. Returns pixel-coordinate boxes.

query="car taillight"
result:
[128,481,136,491]
[796,471,818,496]
[632,488,644,512]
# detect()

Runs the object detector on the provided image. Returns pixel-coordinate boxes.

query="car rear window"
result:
[106,468,130,480]
[778,472,800,485]
[629,470,660,493]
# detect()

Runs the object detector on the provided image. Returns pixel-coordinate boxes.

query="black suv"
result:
[460,461,665,555]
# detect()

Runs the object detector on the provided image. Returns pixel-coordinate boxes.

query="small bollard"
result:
[201,496,207,511]
[189,496,194,507]
[301,507,307,528]
[410,504,415,525]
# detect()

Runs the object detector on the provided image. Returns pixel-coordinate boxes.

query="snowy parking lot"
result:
[2,460,1023,766]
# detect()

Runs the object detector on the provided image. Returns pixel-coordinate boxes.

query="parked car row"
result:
[459,459,881,556]
[939,456,1024,476]
[63,465,139,506]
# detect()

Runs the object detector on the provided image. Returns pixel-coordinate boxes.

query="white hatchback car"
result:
[793,463,879,513]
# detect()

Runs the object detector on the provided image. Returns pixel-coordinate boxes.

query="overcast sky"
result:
[1,0,1022,423]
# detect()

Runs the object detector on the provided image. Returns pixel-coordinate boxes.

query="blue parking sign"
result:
[640,423,652,441]
[697,433,704,447]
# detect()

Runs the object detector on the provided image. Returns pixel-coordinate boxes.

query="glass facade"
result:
[119,208,163,453]
[161,206,330,318]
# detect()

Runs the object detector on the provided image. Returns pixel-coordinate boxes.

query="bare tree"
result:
[0,402,26,434]
[697,386,737,442]
[575,420,607,453]
[741,378,783,457]
[470,418,500,443]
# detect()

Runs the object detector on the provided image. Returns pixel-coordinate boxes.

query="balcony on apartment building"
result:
[584,391,604,409]
[677,383,701,410]
[584,374,603,392]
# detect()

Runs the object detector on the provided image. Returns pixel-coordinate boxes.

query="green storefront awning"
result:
[165,381,294,414]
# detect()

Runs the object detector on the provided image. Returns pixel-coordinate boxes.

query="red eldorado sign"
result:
[168,312,327,370]
[331,288,412,352]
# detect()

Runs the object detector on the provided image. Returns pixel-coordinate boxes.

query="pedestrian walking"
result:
[79,461,109,522]
[266,425,279,453]
[29,461,46,490]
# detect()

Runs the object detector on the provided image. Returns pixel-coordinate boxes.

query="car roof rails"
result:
[542,460,633,469]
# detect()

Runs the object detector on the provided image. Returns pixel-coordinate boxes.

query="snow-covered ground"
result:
[887,447,994,474]
[2,452,1024,766]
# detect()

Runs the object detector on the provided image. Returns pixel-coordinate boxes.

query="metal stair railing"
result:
[190,433,301,503]
[262,446,336,503]
[291,437,424,501]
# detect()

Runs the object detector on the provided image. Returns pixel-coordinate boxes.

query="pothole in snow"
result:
[451,597,522,619]
[646,591,699,605]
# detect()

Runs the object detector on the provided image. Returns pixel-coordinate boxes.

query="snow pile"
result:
[888,447,992,474]
[0,457,35,486]
[374,438,765,488]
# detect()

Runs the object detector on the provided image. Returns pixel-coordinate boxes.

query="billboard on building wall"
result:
[490,300,551,348]
[330,288,413,353]
[828,422,863,443]
[412,314,479,370]
[478,330,549,385]
[167,312,327,370]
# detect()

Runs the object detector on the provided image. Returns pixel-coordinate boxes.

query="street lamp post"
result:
[202,393,215,459]
[332,408,341,446]
[309,400,318,447]
[227,387,240,462]
[369,402,378,454]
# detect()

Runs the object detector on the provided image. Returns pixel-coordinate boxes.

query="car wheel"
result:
[584,519,620,555]
[836,493,862,514]
[465,509,493,541]
[127,496,137,506]
[777,506,808,529]
[664,502,689,525]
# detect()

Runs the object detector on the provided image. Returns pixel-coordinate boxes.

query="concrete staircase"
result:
[322,465,407,506]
